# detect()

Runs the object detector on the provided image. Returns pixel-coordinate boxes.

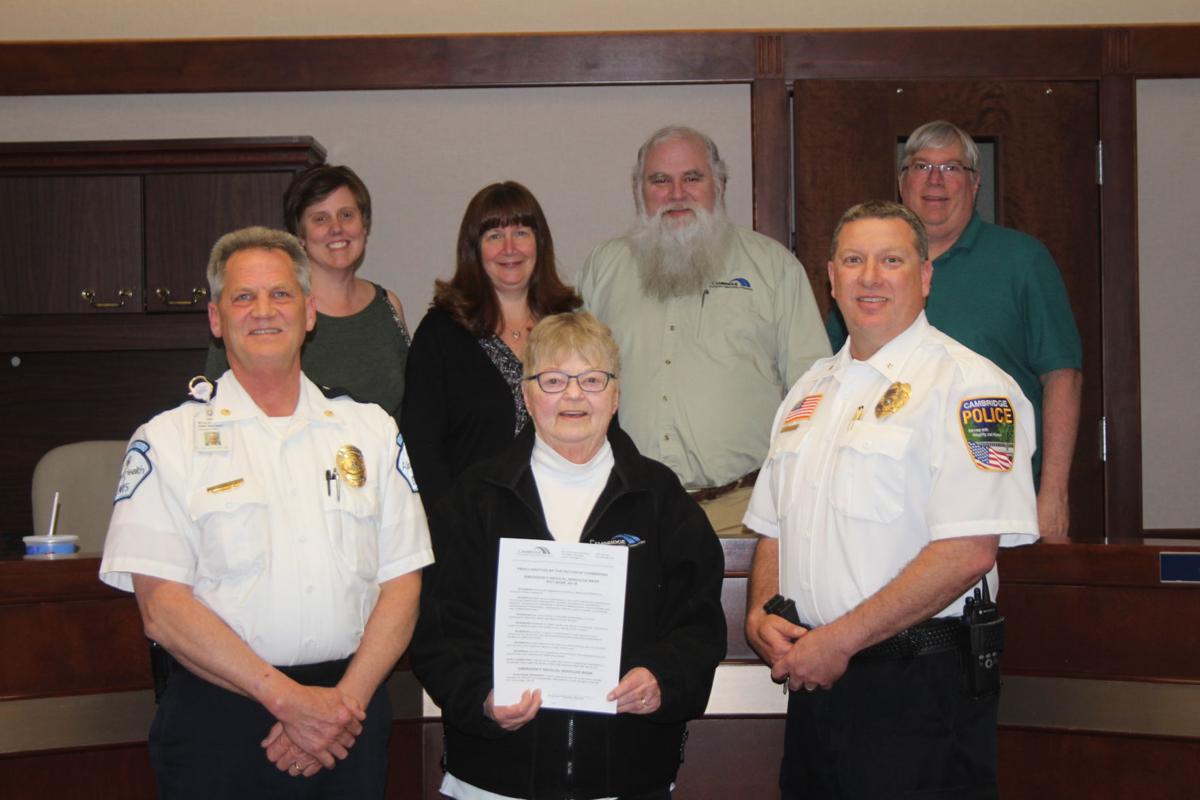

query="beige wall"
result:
[1,0,1197,40]
[1137,79,1200,530]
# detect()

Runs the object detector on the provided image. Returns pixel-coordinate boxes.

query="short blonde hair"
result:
[523,312,621,379]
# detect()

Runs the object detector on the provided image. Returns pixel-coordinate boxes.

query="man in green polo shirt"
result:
[826,120,1082,541]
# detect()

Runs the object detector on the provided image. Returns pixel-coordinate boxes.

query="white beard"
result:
[627,204,733,301]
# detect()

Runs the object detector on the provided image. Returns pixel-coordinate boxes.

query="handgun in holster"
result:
[961,579,1005,699]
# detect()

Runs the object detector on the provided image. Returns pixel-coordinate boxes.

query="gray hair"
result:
[523,311,621,380]
[632,125,728,215]
[830,200,930,263]
[207,226,311,301]
[899,120,981,175]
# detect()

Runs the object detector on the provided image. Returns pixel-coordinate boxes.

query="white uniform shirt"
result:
[744,313,1038,625]
[578,225,830,489]
[100,371,434,666]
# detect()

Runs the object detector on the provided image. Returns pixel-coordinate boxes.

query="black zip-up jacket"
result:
[411,425,726,799]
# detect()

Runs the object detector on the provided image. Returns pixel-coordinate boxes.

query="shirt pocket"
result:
[188,483,269,576]
[829,425,913,523]
[322,487,380,580]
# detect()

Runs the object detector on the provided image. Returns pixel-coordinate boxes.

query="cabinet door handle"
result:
[155,287,209,306]
[80,288,134,309]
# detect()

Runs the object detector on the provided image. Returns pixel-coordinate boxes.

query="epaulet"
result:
[318,384,364,403]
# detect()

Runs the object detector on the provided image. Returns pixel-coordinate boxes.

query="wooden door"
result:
[144,171,294,312]
[793,80,1103,540]
[0,175,143,314]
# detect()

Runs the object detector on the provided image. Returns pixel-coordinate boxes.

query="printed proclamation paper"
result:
[494,538,629,713]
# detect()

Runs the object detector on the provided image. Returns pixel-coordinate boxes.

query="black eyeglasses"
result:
[525,370,617,393]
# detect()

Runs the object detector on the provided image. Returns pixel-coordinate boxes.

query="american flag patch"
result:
[968,441,1014,472]
[781,394,822,431]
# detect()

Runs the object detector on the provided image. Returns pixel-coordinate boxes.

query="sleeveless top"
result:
[205,282,411,418]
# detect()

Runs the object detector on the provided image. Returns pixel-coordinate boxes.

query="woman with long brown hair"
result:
[401,181,581,514]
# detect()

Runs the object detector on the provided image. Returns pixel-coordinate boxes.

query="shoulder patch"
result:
[959,397,1016,472]
[781,394,822,432]
[395,433,418,493]
[114,440,153,502]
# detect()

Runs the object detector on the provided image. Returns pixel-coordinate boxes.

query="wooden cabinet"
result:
[1,175,143,314]
[0,138,325,316]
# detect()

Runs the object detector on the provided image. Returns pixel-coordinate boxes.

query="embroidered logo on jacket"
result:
[708,277,752,291]
[597,533,645,547]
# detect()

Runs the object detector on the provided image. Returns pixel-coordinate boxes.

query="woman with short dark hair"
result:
[207,164,411,419]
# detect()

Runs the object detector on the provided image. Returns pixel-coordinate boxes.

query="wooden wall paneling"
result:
[0,33,758,96]
[1,27,1197,100]
[1001,582,1200,681]
[0,314,210,353]
[782,28,1104,80]
[0,742,156,800]
[750,33,789,246]
[998,541,1170,587]
[792,80,897,319]
[1129,25,1200,77]
[998,725,1200,799]
[750,77,790,245]
[0,137,327,173]
[720,535,756,662]
[385,719,424,799]
[1098,70,1142,541]
[0,348,207,533]
[999,544,1200,681]
[0,597,151,700]
[673,717,786,799]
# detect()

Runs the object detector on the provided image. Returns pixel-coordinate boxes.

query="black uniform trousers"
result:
[149,658,392,800]
[780,649,998,800]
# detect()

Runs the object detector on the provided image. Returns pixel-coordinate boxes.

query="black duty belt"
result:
[689,469,759,503]
[851,617,964,662]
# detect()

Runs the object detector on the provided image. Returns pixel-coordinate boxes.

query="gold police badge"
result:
[336,445,367,488]
[875,382,911,419]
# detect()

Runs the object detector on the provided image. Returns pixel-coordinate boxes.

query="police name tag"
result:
[194,418,231,452]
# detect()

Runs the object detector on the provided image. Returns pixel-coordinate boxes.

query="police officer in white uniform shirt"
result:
[100,226,433,799]
[743,201,1038,799]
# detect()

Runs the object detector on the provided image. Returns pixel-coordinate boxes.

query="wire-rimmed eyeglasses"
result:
[900,161,976,178]
[525,370,617,393]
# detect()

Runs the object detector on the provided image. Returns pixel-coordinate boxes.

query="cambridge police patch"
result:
[395,433,418,493]
[114,440,153,502]
[959,397,1016,472]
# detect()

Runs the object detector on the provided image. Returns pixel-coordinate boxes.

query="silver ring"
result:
[641,696,648,707]
[805,685,815,692]
[290,762,301,774]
